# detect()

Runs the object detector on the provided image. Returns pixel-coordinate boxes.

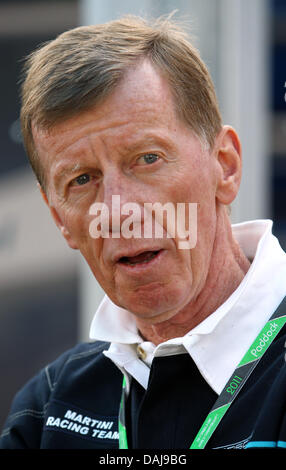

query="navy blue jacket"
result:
[1,326,286,450]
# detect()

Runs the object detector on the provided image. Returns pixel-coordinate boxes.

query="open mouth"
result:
[118,250,161,266]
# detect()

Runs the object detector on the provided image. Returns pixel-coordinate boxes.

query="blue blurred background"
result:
[0,0,285,430]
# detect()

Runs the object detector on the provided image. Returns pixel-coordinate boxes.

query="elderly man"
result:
[1,16,286,450]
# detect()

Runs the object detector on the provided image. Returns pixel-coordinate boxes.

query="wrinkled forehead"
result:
[32,60,183,152]
[33,60,178,130]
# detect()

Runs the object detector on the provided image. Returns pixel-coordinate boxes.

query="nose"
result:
[89,169,144,238]
[102,169,134,208]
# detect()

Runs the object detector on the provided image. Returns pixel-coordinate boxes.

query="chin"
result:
[118,283,193,323]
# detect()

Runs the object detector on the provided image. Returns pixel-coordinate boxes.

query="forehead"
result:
[32,60,187,187]
[33,61,178,142]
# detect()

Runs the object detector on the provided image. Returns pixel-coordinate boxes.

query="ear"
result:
[38,184,79,250]
[214,126,242,205]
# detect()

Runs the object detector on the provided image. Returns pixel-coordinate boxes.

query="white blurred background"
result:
[0,0,285,429]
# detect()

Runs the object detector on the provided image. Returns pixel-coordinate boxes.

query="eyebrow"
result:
[122,132,177,154]
[53,162,89,191]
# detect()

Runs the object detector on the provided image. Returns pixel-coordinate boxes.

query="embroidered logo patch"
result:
[213,434,252,449]
[44,400,119,442]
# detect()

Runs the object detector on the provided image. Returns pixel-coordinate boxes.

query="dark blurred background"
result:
[0,0,285,431]
[0,0,80,431]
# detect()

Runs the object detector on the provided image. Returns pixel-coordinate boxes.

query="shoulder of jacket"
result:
[45,341,110,392]
[0,341,110,447]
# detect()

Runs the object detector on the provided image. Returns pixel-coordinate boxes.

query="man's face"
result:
[33,60,227,327]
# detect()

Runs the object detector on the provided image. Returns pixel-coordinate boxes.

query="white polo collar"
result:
[89,219,286,395]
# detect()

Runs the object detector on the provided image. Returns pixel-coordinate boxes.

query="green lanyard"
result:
[118,309,286,449]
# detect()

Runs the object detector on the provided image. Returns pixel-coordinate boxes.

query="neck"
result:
[136,206,251,345]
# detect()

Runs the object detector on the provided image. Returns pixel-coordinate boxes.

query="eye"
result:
[137,153,160,165]
[71,173,91,186]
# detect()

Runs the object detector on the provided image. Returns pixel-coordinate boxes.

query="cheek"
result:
[163,175,215,247]
[171,194,217,294]
[190,203,217,279]
[57,202,93,250]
